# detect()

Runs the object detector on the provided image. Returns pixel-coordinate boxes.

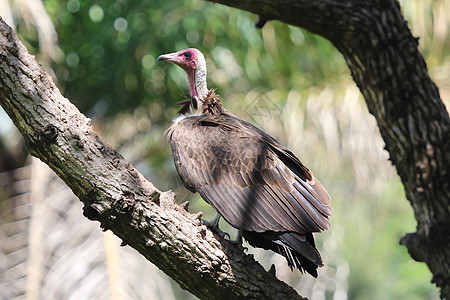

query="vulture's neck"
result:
[175,56,224,121]
[193,58,208,100]
[186,54,208,108]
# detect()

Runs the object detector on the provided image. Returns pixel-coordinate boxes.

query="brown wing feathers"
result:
[170,113,331,232]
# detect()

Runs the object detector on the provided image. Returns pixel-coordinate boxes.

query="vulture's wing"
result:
[169,113,332,234]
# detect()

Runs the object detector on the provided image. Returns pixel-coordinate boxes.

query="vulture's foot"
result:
[229,230,243,244]
[229,230,248,251]
[202,213,230,239]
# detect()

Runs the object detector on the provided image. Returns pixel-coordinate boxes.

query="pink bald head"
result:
[157,48,208,100]
[157,48,201,71]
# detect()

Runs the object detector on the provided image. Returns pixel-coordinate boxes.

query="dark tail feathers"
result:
[243,231,323,277]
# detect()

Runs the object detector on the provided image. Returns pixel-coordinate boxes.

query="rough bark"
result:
[0,18,305,300]
[206,0,450,298]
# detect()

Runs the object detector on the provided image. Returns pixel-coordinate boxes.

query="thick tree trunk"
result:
[207,0,450,298]
[0,18,305,300]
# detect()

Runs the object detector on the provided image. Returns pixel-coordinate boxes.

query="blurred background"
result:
[0,0,448,299]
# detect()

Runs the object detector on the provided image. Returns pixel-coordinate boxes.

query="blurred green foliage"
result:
[8,0,448,299]
[30,0,345,118]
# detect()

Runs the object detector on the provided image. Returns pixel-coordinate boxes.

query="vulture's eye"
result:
[183,52,192,59]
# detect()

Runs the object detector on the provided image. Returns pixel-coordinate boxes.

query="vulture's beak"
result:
[156,55,167,64]
[156,53,178,64]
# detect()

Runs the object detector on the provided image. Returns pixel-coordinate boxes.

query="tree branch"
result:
[207,0,450,298]
[0,18,305,300]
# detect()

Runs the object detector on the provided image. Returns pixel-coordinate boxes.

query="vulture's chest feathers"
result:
[168,114,261,171]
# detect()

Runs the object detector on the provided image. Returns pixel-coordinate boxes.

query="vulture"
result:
[157,48,332,277]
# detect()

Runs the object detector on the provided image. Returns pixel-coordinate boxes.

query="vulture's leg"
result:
[229,230,247,251]
[202,213,230,239]
[230,229,243,244]
[202,212,220,228]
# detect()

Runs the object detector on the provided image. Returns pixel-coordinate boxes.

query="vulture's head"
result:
[157,48,208,101]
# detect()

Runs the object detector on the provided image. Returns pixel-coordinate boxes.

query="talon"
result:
[217,229,230,240]
[202,213,230,239]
